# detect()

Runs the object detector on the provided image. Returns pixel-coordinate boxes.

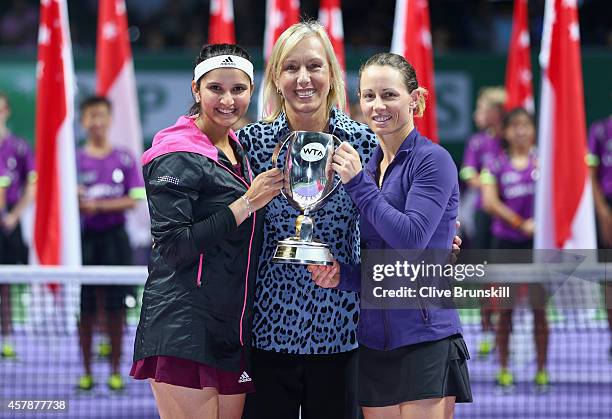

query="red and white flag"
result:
[263,0,300,61]
[208,0,236,44]
[505,0,534,113]
[96,0,149,247]
[534,0,596,249]
[258,0,300,117]
[318,0,347,108]
[33,0,81,267]
[391,0,438,142]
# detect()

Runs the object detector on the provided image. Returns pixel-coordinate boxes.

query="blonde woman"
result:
[237,21,377,419]
[460,87,506,357]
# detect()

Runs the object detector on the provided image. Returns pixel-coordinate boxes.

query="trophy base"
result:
[272,238,334,266]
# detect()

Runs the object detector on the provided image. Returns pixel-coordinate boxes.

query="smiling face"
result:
[359,65,417,140]
[276,35,331,121]
[192,67,252,132]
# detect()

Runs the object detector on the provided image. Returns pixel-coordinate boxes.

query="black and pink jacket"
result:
[133,116,264,373]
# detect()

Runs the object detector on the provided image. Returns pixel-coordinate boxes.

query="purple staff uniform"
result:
[460,131,502,208]
[77,148,145,232]
[0,133,34,265]
[77,147,145,315]
[481,151,537,242]
[0,158,8,212]
[587,117,612,200]
[0,158,8,192]
[0,133,35,209]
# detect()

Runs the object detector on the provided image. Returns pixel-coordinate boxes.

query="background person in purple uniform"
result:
[309,53,472,419]
[76,96,146,391]
[0,91,36,360]
[586,115,612,358]
[460,86,506,249]
[0,162,6,207]
[480,107,549,389]
[459,87,506,358]
[0,162,6,294]
[0,156,8,224]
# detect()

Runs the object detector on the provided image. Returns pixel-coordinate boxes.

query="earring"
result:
[276,87,282,95]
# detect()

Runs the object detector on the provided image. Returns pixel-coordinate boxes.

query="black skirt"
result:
[358,334,472,407]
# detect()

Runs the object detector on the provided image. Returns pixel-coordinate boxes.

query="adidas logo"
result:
[238,371,252,383]
[220,56,236,67]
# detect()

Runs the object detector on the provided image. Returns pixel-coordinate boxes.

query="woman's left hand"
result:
[332,142,362,184]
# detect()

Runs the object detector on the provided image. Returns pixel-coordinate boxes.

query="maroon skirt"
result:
[130,355,255,395]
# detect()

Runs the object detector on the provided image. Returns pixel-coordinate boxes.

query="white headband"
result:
[193,55,254,83]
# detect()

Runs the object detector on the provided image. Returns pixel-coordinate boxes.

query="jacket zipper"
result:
[210,156,255,347]
[196,253,204,287]
[367,160,393,189]
[418,300,429,321]
[416,279,429,321]
[368,165,429,326]
[367,167,391,348]
[382,310,389,350]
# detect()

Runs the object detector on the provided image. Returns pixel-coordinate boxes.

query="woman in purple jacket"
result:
[309,53,472,418]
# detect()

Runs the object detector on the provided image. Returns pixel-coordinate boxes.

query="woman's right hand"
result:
[307,260,341,288]
[245,168,284,210]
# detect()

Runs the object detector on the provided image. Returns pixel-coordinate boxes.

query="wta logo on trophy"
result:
[300,143,327,162]
[271,131,342,265]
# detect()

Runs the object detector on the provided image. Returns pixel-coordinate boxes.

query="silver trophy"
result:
[271,131,342,266]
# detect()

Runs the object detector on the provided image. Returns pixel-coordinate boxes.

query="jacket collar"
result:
[365,127,419,173]
[142,115,242,166]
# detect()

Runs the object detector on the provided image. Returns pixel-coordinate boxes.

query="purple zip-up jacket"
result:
[338,128,462,350]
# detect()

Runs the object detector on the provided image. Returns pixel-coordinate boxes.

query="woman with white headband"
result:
[131,44,283,419]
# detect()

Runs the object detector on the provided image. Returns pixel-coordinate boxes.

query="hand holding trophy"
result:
[271,131,342,266]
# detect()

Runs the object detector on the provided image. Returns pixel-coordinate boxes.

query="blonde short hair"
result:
[262,20,346,123]
[477,86,506,109]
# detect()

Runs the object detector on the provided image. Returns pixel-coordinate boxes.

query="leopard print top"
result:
[237,108,377,354]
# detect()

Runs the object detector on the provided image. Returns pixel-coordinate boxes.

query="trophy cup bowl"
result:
[271,131,342,266]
